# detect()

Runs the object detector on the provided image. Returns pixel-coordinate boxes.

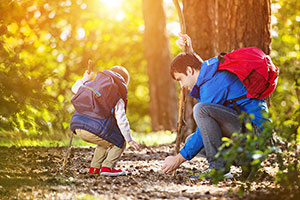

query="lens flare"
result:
[99,0,123,9]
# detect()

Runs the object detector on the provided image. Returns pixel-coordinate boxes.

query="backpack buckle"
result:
[218,52,226,64]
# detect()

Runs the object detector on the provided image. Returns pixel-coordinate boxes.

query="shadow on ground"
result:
[0,144,299,199]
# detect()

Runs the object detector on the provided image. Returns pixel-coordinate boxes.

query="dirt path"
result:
[0,144,295,199]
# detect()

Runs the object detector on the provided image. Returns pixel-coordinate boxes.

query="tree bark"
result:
[142,0,177,131]
[182,0,271,56]
[217,0,271,54]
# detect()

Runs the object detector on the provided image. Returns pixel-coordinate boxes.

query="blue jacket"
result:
[179,57,269,160]
[70,70,128,148]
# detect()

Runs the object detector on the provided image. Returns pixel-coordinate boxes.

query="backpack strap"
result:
[224,95,247,133]
[223,95,247,114]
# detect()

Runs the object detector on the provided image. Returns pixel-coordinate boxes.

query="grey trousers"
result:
[187,102,241,169]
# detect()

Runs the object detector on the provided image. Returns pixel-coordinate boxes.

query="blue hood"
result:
[189,57,219,100]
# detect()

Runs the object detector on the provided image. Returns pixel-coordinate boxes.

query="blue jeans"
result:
[188,103,241,169]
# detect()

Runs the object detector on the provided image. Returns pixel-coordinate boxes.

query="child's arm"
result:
[114,99,140,150]
[71,70,94,94]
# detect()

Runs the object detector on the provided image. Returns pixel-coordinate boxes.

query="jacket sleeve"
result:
[71,77,89,94]
[114,98,133,142]
[179,127,204,160]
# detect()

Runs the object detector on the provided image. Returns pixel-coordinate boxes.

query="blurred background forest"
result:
[0,0,299,147]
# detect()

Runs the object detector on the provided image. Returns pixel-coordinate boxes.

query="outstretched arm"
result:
[162,153,186,173]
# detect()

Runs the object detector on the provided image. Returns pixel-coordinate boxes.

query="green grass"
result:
[132,130,176,146]
[0,131,176,147]
[0,137,83,147]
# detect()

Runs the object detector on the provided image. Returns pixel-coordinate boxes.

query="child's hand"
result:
[83,70,94,81]
[176,33,194,54]
[128,140,140,150]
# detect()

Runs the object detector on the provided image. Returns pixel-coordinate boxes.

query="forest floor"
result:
[0,144,299,200]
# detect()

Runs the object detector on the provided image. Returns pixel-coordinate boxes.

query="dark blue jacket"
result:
[180,57,269,160]
[70,70,127,148]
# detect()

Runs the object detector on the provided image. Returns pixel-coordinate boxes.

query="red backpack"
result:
[218,47,279,99]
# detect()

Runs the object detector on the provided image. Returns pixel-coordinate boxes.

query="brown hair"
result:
[170,53,202,79]
[110,66,130,84]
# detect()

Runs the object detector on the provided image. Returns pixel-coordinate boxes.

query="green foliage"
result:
[207,116,276,184]
[271,0,300,138]
[272,105,300,190]
[269,0,300,192]
[0,0,150,140]
[207,113,299,195]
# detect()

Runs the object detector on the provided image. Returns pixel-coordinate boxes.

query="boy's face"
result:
[173,66,198,91]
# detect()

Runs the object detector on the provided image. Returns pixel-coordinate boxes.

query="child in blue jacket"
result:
[162,34,269,179]
[70,66,140,176]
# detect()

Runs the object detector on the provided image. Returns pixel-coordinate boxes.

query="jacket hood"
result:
[189,57,219,99]
[102,70,127,87]
[102,70,128,108]
[196,57,219,87]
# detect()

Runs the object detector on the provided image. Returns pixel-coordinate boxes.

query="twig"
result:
[62,132,74,170]
[62,59,93,171]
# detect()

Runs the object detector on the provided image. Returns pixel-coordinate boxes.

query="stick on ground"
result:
[62,59,93,171]
[62,132,74,170]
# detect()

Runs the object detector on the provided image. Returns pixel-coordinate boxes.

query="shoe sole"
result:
[101,172,126,176]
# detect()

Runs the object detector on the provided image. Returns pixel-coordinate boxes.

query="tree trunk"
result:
[181,0,271,137]
[183,0,271,56]
[182,0,217,60]
[217,0,271,54]
[142,0,177,131]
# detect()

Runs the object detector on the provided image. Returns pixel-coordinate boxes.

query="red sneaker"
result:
[89,167,100,174]
[100,167,126,176]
